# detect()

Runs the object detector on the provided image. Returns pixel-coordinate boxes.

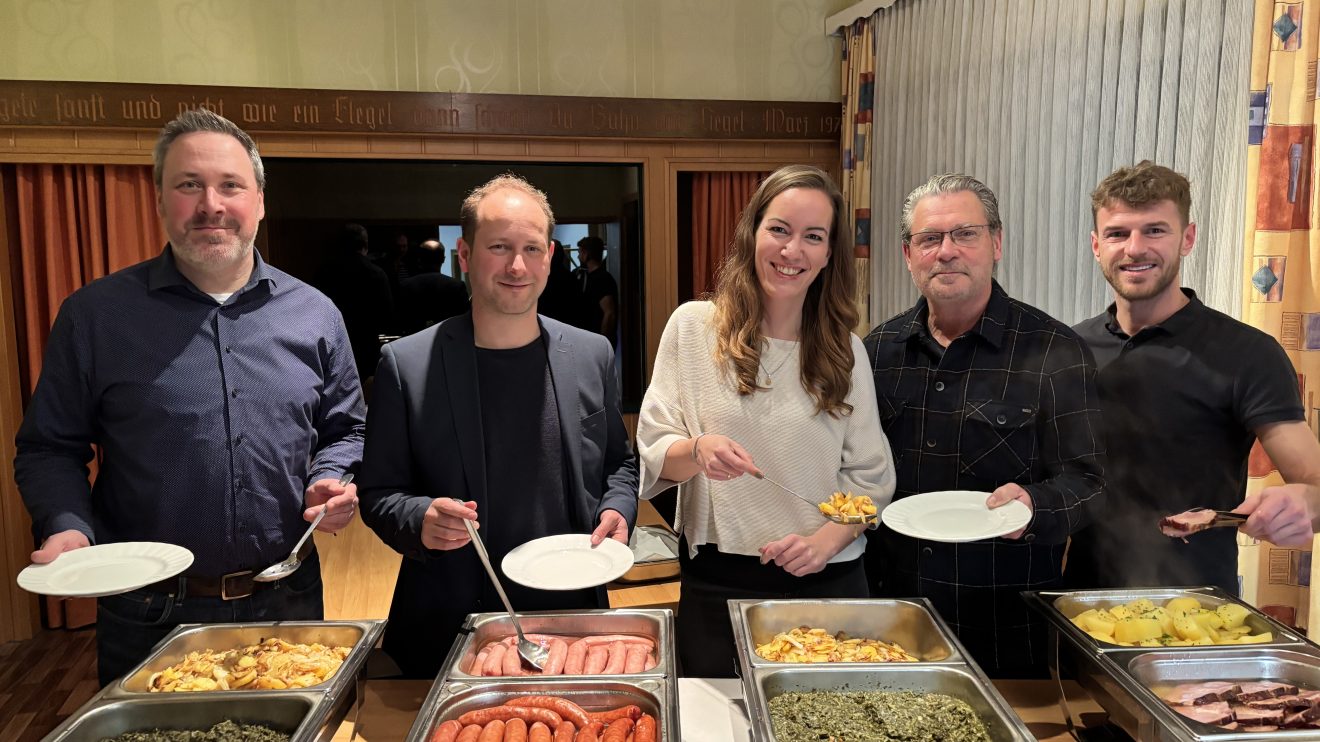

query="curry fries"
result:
[818,492,878,523]
[755,626,919,663]
[147,637,351,692]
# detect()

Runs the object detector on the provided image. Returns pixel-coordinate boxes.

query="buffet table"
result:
[330,677,1109,742]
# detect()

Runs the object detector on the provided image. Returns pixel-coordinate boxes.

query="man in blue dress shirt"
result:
[14,109,366,686]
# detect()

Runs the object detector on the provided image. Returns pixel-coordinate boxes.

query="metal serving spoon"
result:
[254,472,354,583]
[455,499,550,671]
[751,471,878,525]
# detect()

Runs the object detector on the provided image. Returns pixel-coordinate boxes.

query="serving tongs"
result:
[453,499,550,671]
[751,471,878,525]
[1159,507,1248,538]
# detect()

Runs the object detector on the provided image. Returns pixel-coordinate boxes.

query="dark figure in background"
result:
[574,236,619,346]
[374,233,411,317]
[537,238,579,324]
[397,239,469,335]
[315,223,394,380]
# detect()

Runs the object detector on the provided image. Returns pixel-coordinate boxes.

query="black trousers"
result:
[675,539,868,678]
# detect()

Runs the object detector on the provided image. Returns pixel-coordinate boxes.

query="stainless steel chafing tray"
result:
[404,678,677,742]
[1125,648,1320,740]
[728,598,963,666]
[1025,587,1305,654]
[1024,587,1318,741]
[443,609,674,678]
[41,693,323,742]
[745,665,1034,742]
[114,620,386,695]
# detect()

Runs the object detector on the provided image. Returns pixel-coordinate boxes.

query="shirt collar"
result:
[1102,287,1201,338]
[148,245,277,297]
[893,279,1011,350]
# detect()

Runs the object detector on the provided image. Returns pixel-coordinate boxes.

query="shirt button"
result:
[235,435,244,445]
[934,381,945,392]
[225,346,233,354]
[995,414,1007,424]
[926,439,936,448]
[1024,533,1036,543]
[231,389,239,398]
[922,547,934,557]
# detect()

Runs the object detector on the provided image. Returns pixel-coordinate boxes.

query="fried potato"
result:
[818,492,878,521]
[754,626,919,663]
[147,637,351,692]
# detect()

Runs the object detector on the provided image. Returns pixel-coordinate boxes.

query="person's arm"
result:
[14,301,99,552]
[598,294,617,339]
[356,343,434,559]
[306,311,366,490]
[591,341,639,544]
[836,338,897,509]
[1236,420,1320,547]
[988,334,1106,544]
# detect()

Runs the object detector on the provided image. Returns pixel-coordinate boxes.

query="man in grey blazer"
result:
[359,174,639,679]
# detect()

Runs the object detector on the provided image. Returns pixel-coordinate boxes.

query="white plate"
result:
[16,541,194,598]
[881,490,1032,543]
[501,534,635,591]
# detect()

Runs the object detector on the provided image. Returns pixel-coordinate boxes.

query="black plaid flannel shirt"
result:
[862,281,1105,676]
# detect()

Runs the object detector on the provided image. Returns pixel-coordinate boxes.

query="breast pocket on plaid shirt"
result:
[960,400,1037,481]
[876,395,909,466]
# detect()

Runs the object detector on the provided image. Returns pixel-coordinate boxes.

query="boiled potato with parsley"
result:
[1114,617,1162,643]
[1069,596,1273,647]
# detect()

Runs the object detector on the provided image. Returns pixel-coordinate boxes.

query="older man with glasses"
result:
[862,173,1106,678]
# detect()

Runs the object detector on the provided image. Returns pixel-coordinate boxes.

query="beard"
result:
[1103,254,1181,301]
[171,220,256,272]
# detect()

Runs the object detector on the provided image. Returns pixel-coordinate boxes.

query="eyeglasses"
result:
[907,224,993,252]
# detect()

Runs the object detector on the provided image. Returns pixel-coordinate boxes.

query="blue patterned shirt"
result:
[15,247,366,577]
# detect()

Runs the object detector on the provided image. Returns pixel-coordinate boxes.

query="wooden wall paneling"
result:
[0,168,41,642]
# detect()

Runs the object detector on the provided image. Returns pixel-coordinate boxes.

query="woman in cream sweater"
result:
[637,165,896,677]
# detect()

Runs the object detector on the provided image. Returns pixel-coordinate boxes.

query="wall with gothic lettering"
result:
[0,0,846,102]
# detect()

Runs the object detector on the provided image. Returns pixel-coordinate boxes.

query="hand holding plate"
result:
[30,529,90,564]
[591,508,629,546]
[986,483,1033,540]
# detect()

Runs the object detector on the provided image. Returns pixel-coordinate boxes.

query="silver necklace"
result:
[759,342,794,385]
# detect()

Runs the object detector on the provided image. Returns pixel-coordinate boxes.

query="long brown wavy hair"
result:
[712,165,859,418]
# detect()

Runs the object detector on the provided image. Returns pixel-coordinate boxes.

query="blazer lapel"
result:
[544,321,585,524]
[441,314,487,509]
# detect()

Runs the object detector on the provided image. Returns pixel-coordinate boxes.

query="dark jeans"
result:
[675,540,869,678]
[95,552,324,687]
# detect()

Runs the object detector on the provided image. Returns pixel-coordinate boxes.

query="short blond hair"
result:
[459,174,555,245]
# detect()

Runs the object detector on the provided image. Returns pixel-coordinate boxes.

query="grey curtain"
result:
[867,0,1254,327]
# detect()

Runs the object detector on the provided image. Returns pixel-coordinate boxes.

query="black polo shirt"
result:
[1069,289,1304,594]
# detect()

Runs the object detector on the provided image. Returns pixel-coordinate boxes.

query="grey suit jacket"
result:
[359,312,639,677]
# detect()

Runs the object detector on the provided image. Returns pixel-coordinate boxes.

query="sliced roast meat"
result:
[1236,681,1298,701]
[1296,689,1320,706]
[1245,694,1305,710]
[1231,705,1285,725]
[1165,682,1243,706]
[1283,704,1320,727]
[1159,509,1219,538]
[1173,702,1235,726]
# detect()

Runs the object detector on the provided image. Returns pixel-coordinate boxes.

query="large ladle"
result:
[456,500,550,671]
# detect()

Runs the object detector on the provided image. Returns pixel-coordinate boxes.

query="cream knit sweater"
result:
[637,301,895,561]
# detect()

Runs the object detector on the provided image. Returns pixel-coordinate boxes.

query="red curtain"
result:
[690,172,767,298]
[14,164,162,396]
[10,163,161,628]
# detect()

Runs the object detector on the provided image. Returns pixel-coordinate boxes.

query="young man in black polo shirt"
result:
[1069,161,1320,594]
